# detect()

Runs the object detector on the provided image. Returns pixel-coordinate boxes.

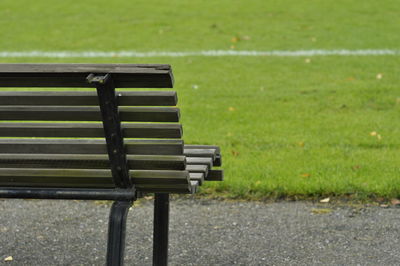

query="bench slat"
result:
[186,165,209,176]
[0,123,182,138]
[0,168,190,188]
[189,173,204,185]
[183,148,216,160]
[0,91,178,106]
[184,146,221,166]
[0,64,173,88]
[0,168,114,188]
[0,154,186,170]
[0,139,183,155]
[0,106,179,122]
[131,170,189,184]
[136,184,191,193]
[186,157,213,168]
[185,145,221,154]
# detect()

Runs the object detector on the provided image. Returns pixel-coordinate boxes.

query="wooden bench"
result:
[0,64,223,266]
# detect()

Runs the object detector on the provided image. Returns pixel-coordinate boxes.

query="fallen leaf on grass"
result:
[231,150,240,157]
[311,208,332,214]
[297,141,305,147]
[231,36,240,43]
[370,131,382,140]
[320,198,330,203]
[300,173,311,178]
[4,256,13,262]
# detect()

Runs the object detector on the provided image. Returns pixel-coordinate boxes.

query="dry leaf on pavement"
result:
[320,198,330,203]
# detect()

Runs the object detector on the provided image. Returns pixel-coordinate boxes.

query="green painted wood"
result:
[0,106,179,122]
[0,64,173,88]
[183,148,216,160]
[130,170,190,184]
[135,184,191,194]
[0,122,182,138]
[189,172,204,185]
[0,139,184,155]
[186,157,213,168]
[0,168,190,188]
[0,91,177,106]
[0,154,186,170]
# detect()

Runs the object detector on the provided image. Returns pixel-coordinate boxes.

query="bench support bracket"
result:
[87,73,132,189]
[153,193,170,266]
[107,200,133,266]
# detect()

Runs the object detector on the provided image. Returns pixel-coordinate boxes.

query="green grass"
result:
[1,0,400,200]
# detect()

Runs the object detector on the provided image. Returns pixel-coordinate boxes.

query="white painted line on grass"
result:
[0,49,399,58]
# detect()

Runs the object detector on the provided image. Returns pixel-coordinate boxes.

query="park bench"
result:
[0,64,223,266]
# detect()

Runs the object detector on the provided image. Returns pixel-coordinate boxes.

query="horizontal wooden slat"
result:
[0,122,182,138]
[0,168,114,188]
[0,168,190,188]
[130,170,189,185]
[184,146,221,166]
[186,157,213,168]
[0,106,179,122]
[186,165,209,176]
[0,139,183,155]
[205,170,224,181]
[0,91,177,106]
[0,64,173,88]
[136,184,191,194]
[184,148,216,160]
[185,145,220,154]
[0,154,185,170]
[189,173,204,185]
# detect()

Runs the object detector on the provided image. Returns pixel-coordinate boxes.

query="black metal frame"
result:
[87,73,131,188]
[0,188,135,201]
[88,73,135,266]
[107,200,133,265]
[153,193,170,266]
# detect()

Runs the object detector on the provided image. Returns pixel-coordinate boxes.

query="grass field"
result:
[1,0,400,200]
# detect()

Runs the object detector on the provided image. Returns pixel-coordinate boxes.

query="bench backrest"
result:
[0,64,193,193]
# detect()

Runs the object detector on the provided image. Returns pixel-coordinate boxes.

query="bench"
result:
[0,64,223,266]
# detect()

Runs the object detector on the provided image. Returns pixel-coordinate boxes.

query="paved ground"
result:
[0,197,399,265]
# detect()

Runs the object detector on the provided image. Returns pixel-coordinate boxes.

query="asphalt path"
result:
[1,198,399,265]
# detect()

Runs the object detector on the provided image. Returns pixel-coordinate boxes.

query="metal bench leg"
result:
[106,200,132,266]
[153,193,170,266]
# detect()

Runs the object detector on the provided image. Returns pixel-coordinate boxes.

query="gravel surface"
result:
[0,198,399,265]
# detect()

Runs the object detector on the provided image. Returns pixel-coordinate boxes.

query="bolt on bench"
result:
[0,64,223,266]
